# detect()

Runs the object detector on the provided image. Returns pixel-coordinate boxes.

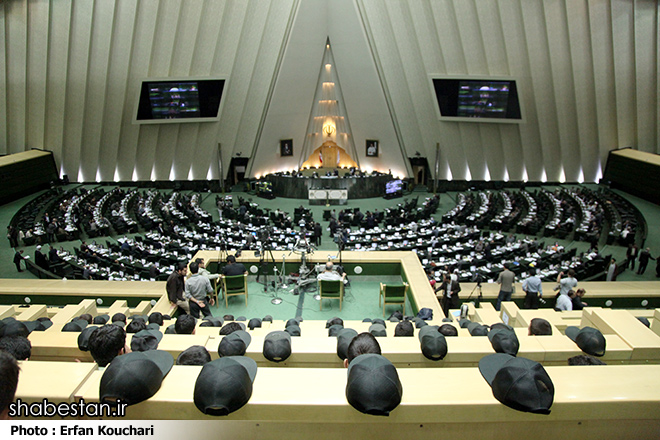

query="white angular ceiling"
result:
[0,0,657,183]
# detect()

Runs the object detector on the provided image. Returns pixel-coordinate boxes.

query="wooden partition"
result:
[58,363,660,439]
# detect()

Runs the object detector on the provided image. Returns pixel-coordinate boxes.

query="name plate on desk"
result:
[308,189,348,205]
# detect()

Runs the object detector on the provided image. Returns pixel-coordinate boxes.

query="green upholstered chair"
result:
[319,279,344,311]
[379,282,408,317]
[222,274,248,307]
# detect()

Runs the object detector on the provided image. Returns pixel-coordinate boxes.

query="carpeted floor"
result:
[2,183,658,320]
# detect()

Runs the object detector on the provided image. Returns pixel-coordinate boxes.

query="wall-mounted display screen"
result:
[433,78,522,121]
[385,180,403,195]
[135,79,225,123]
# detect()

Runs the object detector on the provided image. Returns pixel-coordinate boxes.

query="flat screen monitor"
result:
[432,78,522,122]
[385,180,403,195]
[135,79,225,124]
[256,181,273,194]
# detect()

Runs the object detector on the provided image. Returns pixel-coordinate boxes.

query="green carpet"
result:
[3,184,659,319]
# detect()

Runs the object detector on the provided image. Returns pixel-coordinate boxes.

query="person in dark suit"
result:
[313,222,322,246]
[13,250,24,272]
[626,244,638,270]
[48,245,60,264]
[436,273,461,317]
[637,248,655,275]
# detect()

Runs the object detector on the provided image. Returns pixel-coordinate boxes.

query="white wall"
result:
[0,0,657,183]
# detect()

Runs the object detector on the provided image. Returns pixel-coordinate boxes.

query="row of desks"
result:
[27,308,660,366]
[13,360,660,437]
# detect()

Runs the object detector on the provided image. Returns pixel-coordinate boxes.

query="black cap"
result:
[336,328,358,360]
[37,317,53,328]
[236,316,247,322]
[362,318,373,323]
[77,326,99,351]
[442,317,453,322]
[194,356,257,416]
[262,315,273,323]
[415,319,428,329]
[23,320,43,333]
[93,314,110,325]
[100,350,174,406]
[490,323,514,332]
[248,318,262,330]
[458,318,471,328]
[346,354,403,416]
[479,353,554,414]
[372,319,387,328]
[328,324,344,337]
[146,322,161,331]
[204,316,224,327]
[368,324,387,337]
[488,328,520,356]
[394,321,414,337]
[285,324,301,337]
[467,322,489,336]
[263,331,291,362]
[326,317,343,328]
[130,329,163,352]
[565,326,606,357]
[218,331,251,357]
[165,324,177,334]
[418,326,448,360]
[62,319,88,333]
[439,324,458,337]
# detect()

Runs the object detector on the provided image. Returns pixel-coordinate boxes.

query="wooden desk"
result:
[473,304,503,326]
[104,300,129,317]
[0,305,15,319]
[156,334,210,359]
[14,304,48,321]
[72,364,660,439]
[131,300,153,316]
[28,331,93,362]
[16,361,97,404]
[50,302,93,324]
[588,309,660,360]
[500,301,519,326]
[515,309,563,334]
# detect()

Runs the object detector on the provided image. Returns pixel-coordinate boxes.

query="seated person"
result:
[571,288,588,310]
[222,255,247,276]
[88,325,129,368]
[0,336,31,360]
[175,315,197,335]
[343,332,381,368]
[317,262,346,283]
[394,321,414,337]
[0,351,19,420]
[176,345,211,366]
[528,318,553,336]
[219,322,243,335]
[555,290,575,311]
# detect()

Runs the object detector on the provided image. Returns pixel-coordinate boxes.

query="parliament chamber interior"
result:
[1,1,659,439]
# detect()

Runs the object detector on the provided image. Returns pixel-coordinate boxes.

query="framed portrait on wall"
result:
[366,140,379,157]
[280,139,293,157]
